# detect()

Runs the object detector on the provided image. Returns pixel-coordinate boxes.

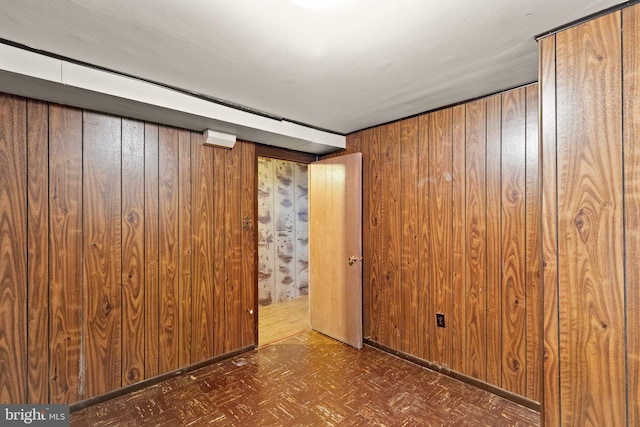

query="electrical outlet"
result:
[436,313,445,328]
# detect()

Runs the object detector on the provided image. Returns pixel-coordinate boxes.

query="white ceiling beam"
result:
[0,43,344,154]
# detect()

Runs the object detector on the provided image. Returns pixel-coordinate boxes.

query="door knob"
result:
[348,256,357,265]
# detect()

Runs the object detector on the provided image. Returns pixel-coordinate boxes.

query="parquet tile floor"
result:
[71,331,540,426]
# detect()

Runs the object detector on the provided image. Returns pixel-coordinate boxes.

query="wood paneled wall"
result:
[340,85,541,401]
[0,93,256,405]
[540,5,639,426]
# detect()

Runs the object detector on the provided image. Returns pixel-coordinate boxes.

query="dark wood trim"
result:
[535,0,640,40]
[255,144,318,164]
[69,345,255,412]
[363,338,541,412]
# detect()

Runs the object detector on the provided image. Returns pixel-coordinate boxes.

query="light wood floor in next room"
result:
[70,331,540,426]
[259,295,310,346]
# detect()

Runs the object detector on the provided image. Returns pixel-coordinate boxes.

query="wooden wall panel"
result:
[0,93,257,406]
[555,12,625,426]
[400,117,419,355]
[0,94,27,403]
[428,108,454,368]
[524,85,541,402]
[191,140,215,363]
[417,114,430,361]
[345,132,362,154]
[464,99,487,380]
[539,35,559,427]
[500,88,527,396]
[225,144,243,352]
[623,5,640,426]
[363,127,381,342]
[485,94,502,388]
[178,130,192,367]
[158,126,179,374]
[121,119,145,386]
[241,141,257,347]
[26,99,49,403]
[144,123,160,378]
[380,122,401,349]
[83,111,122,398]
[213,148,226,356]
[451,105,466,374]
[359,84,540,404]
[49,104,83,404]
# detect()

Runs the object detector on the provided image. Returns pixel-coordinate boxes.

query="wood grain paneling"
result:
[178,130,192,367]
[213,148,226,356]
[539,35,559,427]
[0,94,27,403]
[345,132,362,155]
[417,114,430,361]
[485,94,502,388]
[121,119,145,386]
[0,94,257,406]
[524,85,541,402]
[191,139,215,362]
[363,127,381,342]
[225,144,242,352]
[144,123,160,378]
[241,141,256,347]
[49,104,83,404]
[428,108,453,368]
[500,88,527,397]
[83,111,122,398]
[556,12,625,426]
[158,126,179,374]
[451,105,466,374]
[623,5,640,426]
[400,117,419,356]
[380,122,401,349]
[464,99,487,380]
[26,99,49,403]
[357,84,540,404]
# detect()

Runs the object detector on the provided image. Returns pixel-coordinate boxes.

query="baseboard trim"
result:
[70,345,255,412]
[363,338,540,412]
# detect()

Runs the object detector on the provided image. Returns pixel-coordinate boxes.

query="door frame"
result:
[253,144,317,345]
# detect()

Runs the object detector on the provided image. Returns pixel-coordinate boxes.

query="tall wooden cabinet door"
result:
[309,153,363,349]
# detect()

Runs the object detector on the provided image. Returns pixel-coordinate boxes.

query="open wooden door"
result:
[308,153,362,349]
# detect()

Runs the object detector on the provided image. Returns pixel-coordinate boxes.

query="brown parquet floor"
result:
[70,331,540,426]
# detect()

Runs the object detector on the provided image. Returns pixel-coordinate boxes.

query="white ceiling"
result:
[0,0,622,134]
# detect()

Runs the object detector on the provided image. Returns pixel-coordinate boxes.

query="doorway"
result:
[256,154,311,345]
